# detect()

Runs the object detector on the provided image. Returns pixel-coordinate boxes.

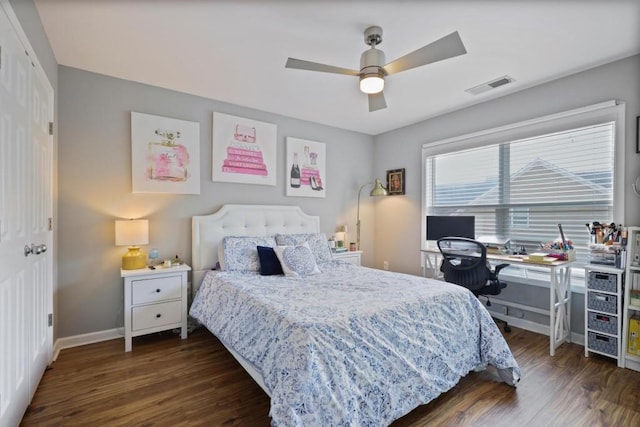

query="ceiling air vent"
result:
[465,75,515,95]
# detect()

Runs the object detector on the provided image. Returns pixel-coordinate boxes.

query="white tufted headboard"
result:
[191,204,320,293]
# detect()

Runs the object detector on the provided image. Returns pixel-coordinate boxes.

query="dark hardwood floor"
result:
[21,326,640,426]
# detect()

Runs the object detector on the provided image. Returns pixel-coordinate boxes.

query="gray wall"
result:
[57,66,375,338]
[373,54,640,334]
[13,0,639,339]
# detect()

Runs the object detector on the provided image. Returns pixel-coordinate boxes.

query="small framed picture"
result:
[636,116,640,153]
[386,168,405,195]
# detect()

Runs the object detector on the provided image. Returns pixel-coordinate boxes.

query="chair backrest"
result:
[437,237,492,292]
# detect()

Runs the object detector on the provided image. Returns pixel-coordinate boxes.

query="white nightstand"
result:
[333,250,362,266]
[121,264,191,352]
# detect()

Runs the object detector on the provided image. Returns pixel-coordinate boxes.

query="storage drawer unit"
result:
[584,265,623,366]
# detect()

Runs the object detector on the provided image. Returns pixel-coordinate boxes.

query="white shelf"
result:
[622,226,640,371]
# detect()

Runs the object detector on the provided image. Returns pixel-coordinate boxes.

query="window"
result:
[509,208,530,228]
[422,101,625,285]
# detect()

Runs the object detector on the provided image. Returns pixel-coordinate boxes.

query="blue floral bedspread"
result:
[190,261,520,426]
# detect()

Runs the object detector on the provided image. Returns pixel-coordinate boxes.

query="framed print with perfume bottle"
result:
[286,137,326,198]
[131,112,200,194]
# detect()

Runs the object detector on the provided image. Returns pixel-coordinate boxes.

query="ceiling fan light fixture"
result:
[285,25,467,112]
[359,46,386,94]
[359,72,384,94]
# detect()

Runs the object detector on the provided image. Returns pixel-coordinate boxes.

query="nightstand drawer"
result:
[132,275,182,304]
[333,250,362,266]
[132,300,182,331]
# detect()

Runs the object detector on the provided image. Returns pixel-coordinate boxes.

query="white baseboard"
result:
[51,313,586,363]
[53,328,123,361]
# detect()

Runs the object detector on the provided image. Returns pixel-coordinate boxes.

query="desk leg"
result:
[550,265,572,356]
[422,252,441,279]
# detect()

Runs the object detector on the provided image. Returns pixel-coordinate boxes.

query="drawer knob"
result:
[155,289,161,293]
[156,313,161,318]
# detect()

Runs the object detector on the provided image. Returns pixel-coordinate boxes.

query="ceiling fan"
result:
[285,26,467,112]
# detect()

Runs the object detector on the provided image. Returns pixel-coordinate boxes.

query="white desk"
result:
[421,247,573,356]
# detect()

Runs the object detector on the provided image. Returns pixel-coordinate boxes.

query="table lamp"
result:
[356,178,387,250]
[115,219,149,270]
[336,225,348,246]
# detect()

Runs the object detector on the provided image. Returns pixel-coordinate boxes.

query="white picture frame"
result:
[212,112,277,186]
[286,137,326,198]
[131,112,200,194]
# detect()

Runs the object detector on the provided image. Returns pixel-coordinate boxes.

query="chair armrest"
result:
[494,263,510,276]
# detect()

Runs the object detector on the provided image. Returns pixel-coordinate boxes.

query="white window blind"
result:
[422,99,627,286]
[426,121,614,252]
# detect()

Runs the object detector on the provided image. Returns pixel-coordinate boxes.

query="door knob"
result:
[24,243,47,256]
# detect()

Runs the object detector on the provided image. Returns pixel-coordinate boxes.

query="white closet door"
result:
[27,39,53,398]
[0,4,53,426]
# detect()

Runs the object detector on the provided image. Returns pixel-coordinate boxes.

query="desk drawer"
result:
[587,291,617,315]
[132,275,182,304]
[132,300,182,331]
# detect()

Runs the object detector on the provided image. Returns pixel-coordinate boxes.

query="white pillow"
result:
[221,236,277,272]
[274,242,321,277]
[275,233,332,263]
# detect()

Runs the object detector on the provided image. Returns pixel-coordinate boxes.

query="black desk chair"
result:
[437,237,511,332]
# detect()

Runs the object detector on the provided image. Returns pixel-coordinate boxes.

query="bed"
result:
[189,204,520,426]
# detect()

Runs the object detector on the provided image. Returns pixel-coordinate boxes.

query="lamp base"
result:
[122,246,147,270]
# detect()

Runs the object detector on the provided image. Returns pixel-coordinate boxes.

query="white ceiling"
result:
[34,0,640,135]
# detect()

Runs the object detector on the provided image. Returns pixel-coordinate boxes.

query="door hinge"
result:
[49,122,54,135]
[48,313,53,327]
[48,217,53,231]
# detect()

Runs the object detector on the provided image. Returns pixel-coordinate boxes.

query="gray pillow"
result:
[275,232,332,263]
[221,236,277,272]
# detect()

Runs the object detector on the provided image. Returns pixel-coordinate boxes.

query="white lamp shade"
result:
[115,219,149,246]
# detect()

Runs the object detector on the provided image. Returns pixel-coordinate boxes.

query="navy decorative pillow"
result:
[257,246,284,276]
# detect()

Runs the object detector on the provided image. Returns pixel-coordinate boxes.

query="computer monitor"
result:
[426,215,475,241]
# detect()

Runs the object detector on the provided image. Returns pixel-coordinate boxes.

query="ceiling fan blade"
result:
[368,92,387,112]
[383,31,467,76]
[286,58,359,76]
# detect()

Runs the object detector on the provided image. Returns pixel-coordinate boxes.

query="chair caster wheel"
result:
[504,325,511,333]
